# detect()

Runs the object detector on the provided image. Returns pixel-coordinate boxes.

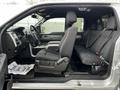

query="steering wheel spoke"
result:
[26,25,41,47]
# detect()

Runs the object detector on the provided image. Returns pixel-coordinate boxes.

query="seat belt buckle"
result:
[99,55,109,65]
[100,56,104,60]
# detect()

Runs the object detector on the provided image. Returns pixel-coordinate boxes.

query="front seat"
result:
[35,11,77,74]
[48,11,78,44]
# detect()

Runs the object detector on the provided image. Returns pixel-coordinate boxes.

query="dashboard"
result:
[7,31,22,47]
[3,27,28,59]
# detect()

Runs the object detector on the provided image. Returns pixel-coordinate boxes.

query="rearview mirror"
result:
[31,14,37,19]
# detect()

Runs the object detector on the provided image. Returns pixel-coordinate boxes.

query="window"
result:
[74,18,84,32]
[41,18,65,34]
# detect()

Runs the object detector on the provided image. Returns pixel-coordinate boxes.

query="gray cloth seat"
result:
[47,11,77,48]
[35,26,77,74]
[35,11,77,74]
[36,49,59,62]
[75,46,103,65]
[75,16,116,66]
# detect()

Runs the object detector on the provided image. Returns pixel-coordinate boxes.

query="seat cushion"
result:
[35,49,69,74]
[36,49,59,61]
[35,49,59,66]
[75,46,103,66]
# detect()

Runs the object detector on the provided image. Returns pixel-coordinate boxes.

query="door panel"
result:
[0,53,7,90]
[40,32,64,43]
[40,18,65,43]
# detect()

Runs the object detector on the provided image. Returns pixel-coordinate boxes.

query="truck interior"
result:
[1,4,120,87]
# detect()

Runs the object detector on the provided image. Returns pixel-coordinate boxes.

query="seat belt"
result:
[87,28,107,48]
[97,31,114,55]
[96,31,114,65]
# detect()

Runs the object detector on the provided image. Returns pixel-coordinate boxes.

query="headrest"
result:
[106,16,116,30]
[65,11,77,29]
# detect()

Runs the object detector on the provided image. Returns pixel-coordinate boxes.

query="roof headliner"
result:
[37,6,113,20]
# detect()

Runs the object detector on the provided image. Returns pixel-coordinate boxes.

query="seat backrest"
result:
[58,11,77,58]
[59,26,78,58]
[97,17,117,63]
[89,16,116,53]
[65,11,77,30]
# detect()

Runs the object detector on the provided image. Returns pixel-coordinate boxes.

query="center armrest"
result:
[34,45,46,49]
[46,43,59,51]
[46,44,59,49]
[48,41,60,44]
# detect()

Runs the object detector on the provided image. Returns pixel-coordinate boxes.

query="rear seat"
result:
[75,16,116,67]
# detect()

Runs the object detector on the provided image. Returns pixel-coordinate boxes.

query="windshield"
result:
[12,14,44,30]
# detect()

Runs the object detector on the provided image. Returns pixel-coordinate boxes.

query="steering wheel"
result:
[30,25,41,39]
[27,25,40,47]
